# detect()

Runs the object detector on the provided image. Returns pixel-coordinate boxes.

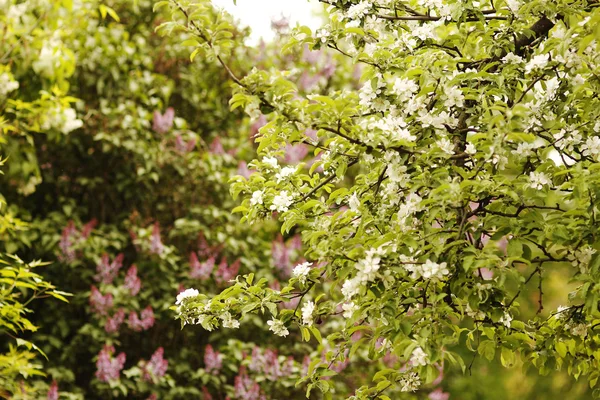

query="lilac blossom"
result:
[90,286,113,315]
[128,306,155,332]
[95,253,124,284]
[189,252,214,280]
[152,107,174,134]
[124,265,141,296]
[204,344,223,373]
[105,308,126,334]
[95,345,126,382]
[142,347,168,382]
[149,222,164,255]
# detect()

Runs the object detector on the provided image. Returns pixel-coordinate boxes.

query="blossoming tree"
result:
[165,0,600,398]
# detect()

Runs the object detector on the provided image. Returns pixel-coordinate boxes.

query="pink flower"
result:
[152,107,175,134]
[128,306,155,332]
[429,389,450,400]
[124,265,141,296]
[476,267,494,280]
[283,144,309,164]
[58,221,77,262]
[105,308,126,334]
[95,345,126,382]
[80,219,98,239]
[237,161,255,179]
[234,367,264,400]
[204,344,223,373]
[202,387,213,400]
[189,253,214,280]
[175,134,196,153]
[215,258,240,285]
[250,114,267,138]
[302,46,322,64]
[95,253,124,284]
[47,380,58,400]
[90,286,113,315]
[150,222,164,255]
[147,395,157,400]
[271,235,302,278]
[197,232,212,258]
[142,347,168,382]
[209,137,225,155]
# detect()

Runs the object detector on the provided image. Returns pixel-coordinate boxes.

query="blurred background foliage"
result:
[0,0,593,398]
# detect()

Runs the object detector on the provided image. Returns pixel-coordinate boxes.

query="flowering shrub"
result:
[165,0,600,398]
[0,0,359,398]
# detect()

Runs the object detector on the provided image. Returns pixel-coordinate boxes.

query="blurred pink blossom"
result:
[47,380,58,400]
[95,253,124,284]
[209,137,225,155]
[237,161,256,179]
[175,134,196,153]
[128,306,155,332]
[142,347,168,382]
[250,114,267,139]
[204,344,223,374]
[150,222,164,255]
[234,367,265,400]
[105,308,126,334]
[90,286,113,315]
[190,253,214,280]
[124,265,141,296]
[283,144,309,164]
[152,107,174,134]
[215,258,240,285]
[95,345,126,382]
[429,389,450,400]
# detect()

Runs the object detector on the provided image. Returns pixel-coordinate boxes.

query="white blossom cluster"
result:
[405,260,449,281]
[0,69,19,97]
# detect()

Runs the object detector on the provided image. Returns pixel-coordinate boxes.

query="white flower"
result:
[392,78,419,101]
[582,137,600,160]
[421,260,449,279]
[399,372,421,392]
[525,54,549,74]
[465,143,477,155]
[436,138,455,155]
[347,0,372,19]
[301,301,315,326]
[502,52,523,64]
[61,108,83,133]
[275,166,296,183]
[0,72,19,97]
[270,190,293,212]
[355,251,381,282]
[267,318,289,337]
[529,171,551,190]
[262,156,279,169]
[176,288,199,305]
[250,190,264,206]
[33,42,62,77]
[348,192,360,212]
[42,107,83,134]
[293,262,312,284]
[220,311,240,329]
[342,302,359,318]
[499,312,512,328]
[571,323,588,337]
[443,85,464,108]
[506,0,521,13]
[406,260,449,280]
[410,347,429,366]
[341,277,361,299]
